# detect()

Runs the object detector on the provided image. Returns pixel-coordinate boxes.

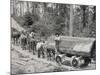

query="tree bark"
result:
[69,5,73,36]
[27,1,29,13]
[20,2,22,16]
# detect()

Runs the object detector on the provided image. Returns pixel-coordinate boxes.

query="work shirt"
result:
[36,42,44,50]
[55,36,61,44]
[54,36,61,52]
[55,36,61,41]
[29,32,34,38]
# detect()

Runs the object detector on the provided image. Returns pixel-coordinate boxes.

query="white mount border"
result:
[19,0,96,6]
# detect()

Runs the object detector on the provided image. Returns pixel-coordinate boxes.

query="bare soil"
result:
[11,44,96,75]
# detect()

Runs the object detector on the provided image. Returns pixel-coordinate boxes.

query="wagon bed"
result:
[57,36,96,57]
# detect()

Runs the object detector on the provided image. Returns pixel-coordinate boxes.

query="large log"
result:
[58,36,96,57]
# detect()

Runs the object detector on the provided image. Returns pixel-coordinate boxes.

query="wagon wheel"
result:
[56,56,62,65]
[82,57,91,66]
[71,58,79,67]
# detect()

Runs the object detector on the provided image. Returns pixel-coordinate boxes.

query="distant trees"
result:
[11,0,96,38]
[23,12,33,26]
[69,5,73,36]
[81,5,87,28]
[93,6,96,22]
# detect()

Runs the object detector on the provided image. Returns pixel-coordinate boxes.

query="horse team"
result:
[11,31,57,61]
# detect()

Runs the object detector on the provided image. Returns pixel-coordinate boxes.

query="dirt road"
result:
[11,44,96,74]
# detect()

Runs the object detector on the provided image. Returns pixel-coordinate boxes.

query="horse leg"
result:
[33,46,35,55]
[27,40,29,50]
[21,39,23,49]
[32,41,35,55]
[42,49,45,58]
[23,39,25,50]
[47,54,49,60]
[17,38,19,45]
[15,38,17,45]
[25,38,27,50]
[30,42,32,52]
[50,50,53,61]
[49,49,54,61]
[14,37,16,45]
[13,38,15,44]
[38,49,40,58]
[53,50,55,61]
[29,41,31,52]
[47,49,49,60]
[34,46,36,55]
[27,39,30,50]
[29,41,32,52]
[22,39,24,50]
[49,49,51,60]
[12,38,14,44]
[34,45,36,55]
[16,38,18,45]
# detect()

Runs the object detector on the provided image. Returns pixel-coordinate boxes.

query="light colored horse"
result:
[36,41,45,58]
[36,40,57,60]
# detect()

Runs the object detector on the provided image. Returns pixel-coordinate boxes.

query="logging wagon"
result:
[49,36,96,67]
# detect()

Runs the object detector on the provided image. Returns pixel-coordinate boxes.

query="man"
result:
[29,32,35,38]
[54,34,61,52]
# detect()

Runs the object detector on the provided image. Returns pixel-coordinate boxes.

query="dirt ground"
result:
[11,44,96,75]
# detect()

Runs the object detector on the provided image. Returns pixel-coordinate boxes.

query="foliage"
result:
[12,1,96,38]
[23,12,33,26]
[23,12,39,27]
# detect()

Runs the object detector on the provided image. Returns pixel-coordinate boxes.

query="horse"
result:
[35,39,57,61]
[11,32,21,45]
[26,32,37,54]
[45,42,57,61]
[28,38,37,55]
[36,41,46,58]
[19,32,27,50]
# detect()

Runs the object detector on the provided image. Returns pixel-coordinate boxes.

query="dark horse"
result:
[20,32,27,50]
[11,32,21,45]
[28,39,37,55]
[45,42,57,61]
[46,48,56,61]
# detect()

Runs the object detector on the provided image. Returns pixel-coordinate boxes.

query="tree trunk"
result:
[69,5,73,36]
[21,2,24,16]
[12,0,15,15]
[27,1,29,13]
[20,2,22,16]
[13,0,16,16]
[83,7,86,28]
[93,6,96,22]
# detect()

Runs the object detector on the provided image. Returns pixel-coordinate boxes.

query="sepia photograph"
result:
[11,0,96,74]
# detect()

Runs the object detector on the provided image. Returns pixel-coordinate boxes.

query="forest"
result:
[11,0,96,38]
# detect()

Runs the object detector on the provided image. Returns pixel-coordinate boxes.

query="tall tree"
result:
[93,6,96,22]
[81,5,87,28]
[20,1,22,16]
[69,5,73,36]
[27,1,30,13]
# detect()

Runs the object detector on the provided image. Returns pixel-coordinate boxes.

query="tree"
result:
[69,5,74,36]
[23,12,33,26]
[80,5,88,28]
[93,6,96,22]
